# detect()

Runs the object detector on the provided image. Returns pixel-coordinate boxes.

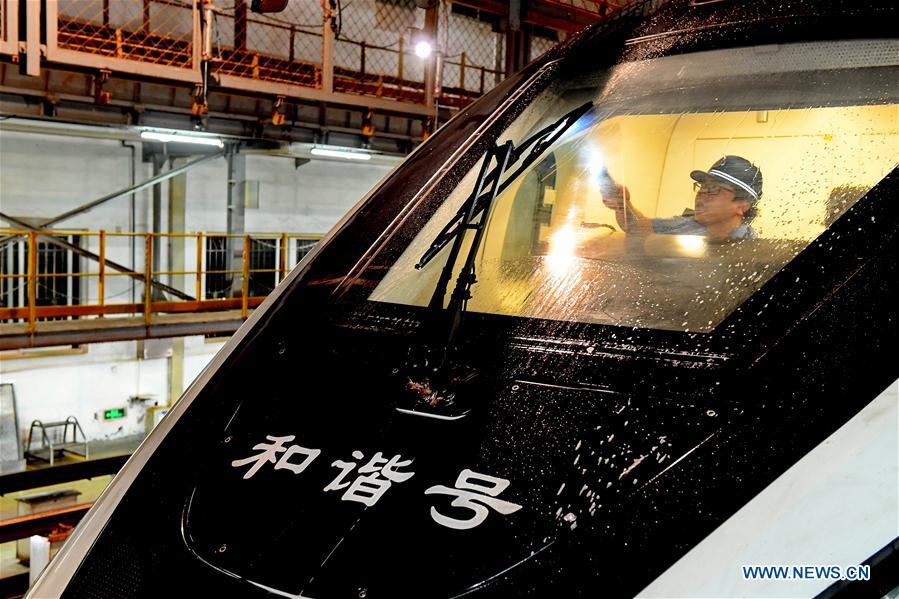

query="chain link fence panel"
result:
[211,1,322,88]
[56,0,194,68]
[529,33,558,62]
[443,7,504,102]
[47,0,666,108]
[335,0,426,102]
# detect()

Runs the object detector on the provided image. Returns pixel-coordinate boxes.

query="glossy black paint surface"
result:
[61,2,897,597]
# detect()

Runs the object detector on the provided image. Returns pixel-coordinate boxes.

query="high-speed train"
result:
[31,0,897,597]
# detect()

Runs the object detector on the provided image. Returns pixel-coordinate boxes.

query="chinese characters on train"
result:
[231,435,522,530]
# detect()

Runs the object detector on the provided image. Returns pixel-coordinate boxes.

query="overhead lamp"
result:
[414,40,432,59]
[310,147,372,161]
[250,0,289,13]
[140,131,224,148]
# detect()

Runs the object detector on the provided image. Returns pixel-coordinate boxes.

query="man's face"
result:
[693,178,748,226]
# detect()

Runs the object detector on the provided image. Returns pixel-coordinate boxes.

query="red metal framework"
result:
[0,0,19,56]
[45,0,201,83]
[541,0,625,19]
[55,0,196,68]
[11,0,650,122]
[443,7,506,106]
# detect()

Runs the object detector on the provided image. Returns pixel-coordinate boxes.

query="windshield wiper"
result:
[395,102,593,420]
[423,101,593,327]
[416,101,593,273]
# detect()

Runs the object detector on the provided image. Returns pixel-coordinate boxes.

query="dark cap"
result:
[691,155,762,201]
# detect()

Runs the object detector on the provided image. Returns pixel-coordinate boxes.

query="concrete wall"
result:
[0,130,393,444]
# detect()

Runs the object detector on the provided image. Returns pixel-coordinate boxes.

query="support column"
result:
[423,3,439,108]
[168,338,185,404]
[494,31,504,87]
[167,158,187,404]
[235,0,248,50]
[321,2,335,93]
[168,158,187,294]
[24,0,41,76]
[226,147,246,296]
[151,152,167,300]
[505,0,530,77]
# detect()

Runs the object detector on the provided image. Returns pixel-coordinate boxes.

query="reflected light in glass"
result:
[675,234,706,256]
[587,147,605,178]
[547,223,577,276]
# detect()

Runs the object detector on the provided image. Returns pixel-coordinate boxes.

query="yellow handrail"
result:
[0,229,324,327]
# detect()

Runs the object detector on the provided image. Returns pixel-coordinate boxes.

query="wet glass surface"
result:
[370,40,898,332]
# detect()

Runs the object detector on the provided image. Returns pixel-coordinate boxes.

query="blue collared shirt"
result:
[651,216,757,239]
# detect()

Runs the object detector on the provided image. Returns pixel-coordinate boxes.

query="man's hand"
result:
[598,169,629,210]
[597,169,650,234]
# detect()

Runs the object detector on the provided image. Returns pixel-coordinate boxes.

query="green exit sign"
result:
[103,407,126,420]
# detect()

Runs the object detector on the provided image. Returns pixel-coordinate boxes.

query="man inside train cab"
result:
[599,155,763,240]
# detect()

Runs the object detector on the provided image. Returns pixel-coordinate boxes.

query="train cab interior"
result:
[370,41,898,333]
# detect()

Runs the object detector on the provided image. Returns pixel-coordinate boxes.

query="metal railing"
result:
[0,229,322,332]
[41,0,494,107]
[32,0,642,110]
[211,0,323,87]
[8,1,661,111]
[55,0,196,67]
[0,0,19,57]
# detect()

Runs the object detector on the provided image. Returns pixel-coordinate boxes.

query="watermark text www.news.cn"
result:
[742,565,870,581]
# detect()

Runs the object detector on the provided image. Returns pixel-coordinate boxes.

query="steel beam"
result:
[451,0,603,32]
[0,80,432,147]
[0,455,128,496]
[0,308,258,350]
[33,152,222,231]
[214,74,436,117]
[0,152,223,251]
[0,504,92,544]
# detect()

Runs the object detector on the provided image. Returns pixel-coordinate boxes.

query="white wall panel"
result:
[0,130,392,444]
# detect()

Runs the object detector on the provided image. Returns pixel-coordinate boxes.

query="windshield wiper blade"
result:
[394,102,593,420]
[395,140,515,421]
[415,101,593,271]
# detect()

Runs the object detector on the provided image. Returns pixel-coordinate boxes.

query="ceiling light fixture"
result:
[140,131,224,148]
[414,40,432,59]
[310,147,372,161]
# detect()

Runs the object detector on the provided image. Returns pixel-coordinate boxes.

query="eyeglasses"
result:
[693,181,737,195]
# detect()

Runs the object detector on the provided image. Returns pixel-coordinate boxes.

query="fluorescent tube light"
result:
[140,131,224,148]
[310,147,372,161]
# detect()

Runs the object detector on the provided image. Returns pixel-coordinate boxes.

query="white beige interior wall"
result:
[370,102,898,318]
[1,337,221,441]
[657,105,898,240]
[0,131,392,236]
[184,154,391,235]
[588,106,898,241]
[0,130,392,442]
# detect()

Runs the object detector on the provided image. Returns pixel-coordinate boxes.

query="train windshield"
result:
[368,39,898,332]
